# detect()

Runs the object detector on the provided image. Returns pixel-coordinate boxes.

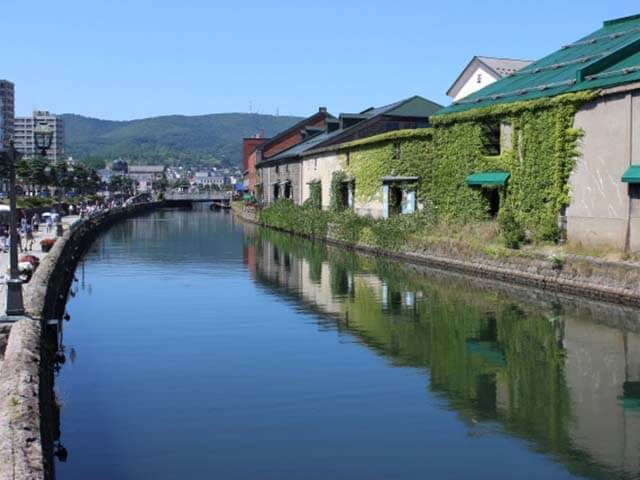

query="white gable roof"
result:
[446,56,533,99]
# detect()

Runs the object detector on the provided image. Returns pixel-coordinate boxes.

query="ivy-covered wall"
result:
[339,92,595,243]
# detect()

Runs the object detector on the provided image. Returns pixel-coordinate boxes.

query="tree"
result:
[109,175,134,194]
[81,155,106,171]
[152,177,169,192]
[28,156,52,187]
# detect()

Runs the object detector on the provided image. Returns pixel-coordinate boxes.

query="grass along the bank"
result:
[256,200,640,264]
[258,200,505,254]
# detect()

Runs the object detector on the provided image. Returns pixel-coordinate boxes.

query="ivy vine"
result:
[337,91,594,243]
[330,170,349,212]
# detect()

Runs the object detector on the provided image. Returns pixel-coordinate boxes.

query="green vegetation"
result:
[13,156,101,195]
[330,171,349,212]
[334,92,594,247]
[259,200,330,238]
[62,112,303,168]
[109,175,135,194]
[259,200,434,251]
[306,181,321,210]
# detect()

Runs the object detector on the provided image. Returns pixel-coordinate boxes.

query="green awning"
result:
[466,171,510,186]
[622,165,640,183]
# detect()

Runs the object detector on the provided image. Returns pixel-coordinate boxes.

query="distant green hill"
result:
[61,113,303,167]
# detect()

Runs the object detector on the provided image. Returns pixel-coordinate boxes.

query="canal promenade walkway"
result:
[0,215,80,319]
[0,201,161,480]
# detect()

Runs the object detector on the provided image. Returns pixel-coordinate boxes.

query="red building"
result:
[242,135,267,196]
[242,107,334,198]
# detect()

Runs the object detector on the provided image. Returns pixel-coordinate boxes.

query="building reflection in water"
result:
[243,224,640,479]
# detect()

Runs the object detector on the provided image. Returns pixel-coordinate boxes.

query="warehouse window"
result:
[481,120,501,156]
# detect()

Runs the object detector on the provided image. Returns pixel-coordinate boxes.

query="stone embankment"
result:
[233,203,640,307]
[0,201,161,480]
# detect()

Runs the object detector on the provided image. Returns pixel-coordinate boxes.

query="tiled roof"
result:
[438,14,640,115]
[260,108,335,155]
[262,129,344,163]
[258,96,442,164]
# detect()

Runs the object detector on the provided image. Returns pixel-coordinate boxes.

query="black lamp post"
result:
[34,122,54,158]
[1,125,53,319]
[2,140,25,317]
[34,125,62,236]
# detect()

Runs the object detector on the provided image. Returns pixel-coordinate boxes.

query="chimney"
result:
[319,106,327,113]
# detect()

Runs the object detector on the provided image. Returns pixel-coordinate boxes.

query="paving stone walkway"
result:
[0,215,79,315]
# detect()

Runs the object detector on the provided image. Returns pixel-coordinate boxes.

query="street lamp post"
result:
[3,140,25,316]
[33,124,61,236]
[1,125,54,319]
[34,123,53,158]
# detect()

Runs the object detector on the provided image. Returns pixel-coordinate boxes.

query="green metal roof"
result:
[622,165,640,183]
[438,14,640,115]
[466,172,510,186]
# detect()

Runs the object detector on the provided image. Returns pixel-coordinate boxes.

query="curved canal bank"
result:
[51,207,640,480]
[0,201,161,480]
[234,203,640,307]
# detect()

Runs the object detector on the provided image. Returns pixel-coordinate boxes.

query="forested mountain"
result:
[61,112,302,167]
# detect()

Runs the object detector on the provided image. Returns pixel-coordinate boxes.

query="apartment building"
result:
[0,80,15,147]
[14,110,65,161]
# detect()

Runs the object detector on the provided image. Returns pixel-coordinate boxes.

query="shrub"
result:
[498,208,525,249]
[259,200,329,238]
[305,181,322,210]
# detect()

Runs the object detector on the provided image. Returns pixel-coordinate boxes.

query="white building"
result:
[14,110,65,161]
[127,165,166,192]
[446,56,532,102]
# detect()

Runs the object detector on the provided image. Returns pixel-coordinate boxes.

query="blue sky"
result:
[2,1,638,120]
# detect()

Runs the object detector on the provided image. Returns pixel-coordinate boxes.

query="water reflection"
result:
[56,209,640,480]
[245,225,640,479]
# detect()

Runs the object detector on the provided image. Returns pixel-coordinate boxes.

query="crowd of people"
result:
[0,196,137,254]
[0,212,58,253]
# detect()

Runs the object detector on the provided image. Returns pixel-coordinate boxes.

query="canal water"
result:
[56,207,640,479]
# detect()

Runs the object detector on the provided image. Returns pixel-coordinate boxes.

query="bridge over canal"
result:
[164,191,233,207]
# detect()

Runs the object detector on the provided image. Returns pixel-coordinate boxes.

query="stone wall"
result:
[0,201,161,480]
[259,160,303,205]
[234,205,640,308]
[568,90,640,251]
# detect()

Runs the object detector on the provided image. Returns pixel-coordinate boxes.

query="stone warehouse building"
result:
[242,108,336,200]
[288,13,640,252]
[250,14,640,253]
[435,13,640,252]
[258,96,442,208]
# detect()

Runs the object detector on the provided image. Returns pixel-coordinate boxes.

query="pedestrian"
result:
[46,215,53,233]
[14,229,22,253]
[31,213,39,233]
[25,223,34,251]
[0,224,7,253]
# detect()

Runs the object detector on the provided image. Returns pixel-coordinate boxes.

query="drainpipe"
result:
[625,93,633,255]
